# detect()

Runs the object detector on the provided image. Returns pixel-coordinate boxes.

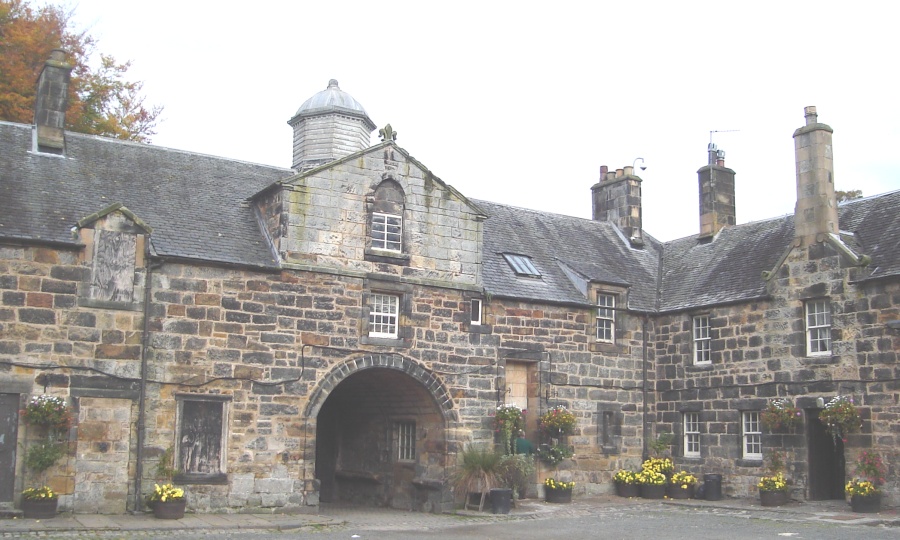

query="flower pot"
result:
[667,484,695,499]
[544,487,572,503]
[850,494,881,513]
[615,483,640,498]
[640,484,666,499]
[759,490,789,507]
[22,498,58,519]
[490,488,512,514]
[153,499,186,519]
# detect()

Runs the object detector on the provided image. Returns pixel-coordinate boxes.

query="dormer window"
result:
[503,253,541,277]
[372,212,402,252]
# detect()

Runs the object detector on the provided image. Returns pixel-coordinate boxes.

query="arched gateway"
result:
[305,354,455,512]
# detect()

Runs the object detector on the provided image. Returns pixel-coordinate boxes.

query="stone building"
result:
[0,51,897,514]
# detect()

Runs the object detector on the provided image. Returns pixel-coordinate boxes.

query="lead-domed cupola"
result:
[288,79,376,170]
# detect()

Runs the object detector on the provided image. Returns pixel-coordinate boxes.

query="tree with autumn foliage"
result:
[0,0,161,141]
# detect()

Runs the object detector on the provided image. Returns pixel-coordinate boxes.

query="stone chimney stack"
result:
[591,164,644,247]
[697,143,736,240]
[33,49,73,154]
[793,106,838,246]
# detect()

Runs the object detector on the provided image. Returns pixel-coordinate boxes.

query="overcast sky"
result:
[65,0,898,242]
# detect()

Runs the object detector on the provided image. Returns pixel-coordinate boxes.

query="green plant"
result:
[22,395,70,430]
[25,441,65,473]
[613,469,638,485]
[818,395,861,442]
[493,404,525,455]
[670,471,698,488]
[845,479,879,498]
[760,398,802,431]
[757,472,788,493]
[539,406,577,436]
[21,486,57,501]
[765,450,785,475]
[641,457,674,475]
[146,483,185,503]
[543,478,575,490]
[536,443,573,466]
[498,453,534,499]
[451,445,502,499]
[854,451,886,486]
[649,432,674,456]
[154,446,178,481]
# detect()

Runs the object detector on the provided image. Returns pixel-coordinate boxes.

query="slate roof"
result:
[0,122,292,268]
[2,119,897,312]
[475,200,661,311]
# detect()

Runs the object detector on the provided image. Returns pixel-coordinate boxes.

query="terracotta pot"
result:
[640,484,666,499]
[153,499,186,519]
[544,487,572,503]
[850,494,881,513]
[22,498,58,519]
[615,483,640,498]
[667,484,695,499]
[759,490,789,507]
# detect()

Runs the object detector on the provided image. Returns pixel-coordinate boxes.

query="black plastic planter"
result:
[490,488,512,514]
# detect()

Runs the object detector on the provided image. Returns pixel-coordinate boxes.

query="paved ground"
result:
[1,495,897,535]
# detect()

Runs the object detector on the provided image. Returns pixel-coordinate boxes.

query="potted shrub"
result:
[817,395,862,442]
[668,471,698,499]
[452,445,502,511]
[538,406,577,439]
[845,451,886,513]
[757,472,789,506]
[845,479,881,513]
[493,404,525,455]
[21,486,58,519]
[543,478,574,503]
[760,398,802,432]
[613,469,639,498]
[635,468,667,499]
[498,453,534,502]
[146,483,186,519]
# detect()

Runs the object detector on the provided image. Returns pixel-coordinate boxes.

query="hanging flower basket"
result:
[818,395,861,441]
[493,404,525,455]
[760,398,802,432]
[22,395,70,430]
[539,406,577,438]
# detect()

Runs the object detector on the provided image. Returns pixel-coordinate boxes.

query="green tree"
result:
[0,0,161,141]
[835,189,863,203]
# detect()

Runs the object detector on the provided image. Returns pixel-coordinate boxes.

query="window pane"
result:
[369,294,399,337]
[805,300,831,355]
[398,421,415,461]
[742,411,762,459]
[693,316,711,364]
[684,412,700,457]
[596,294,615,342]
[372,213,402,252]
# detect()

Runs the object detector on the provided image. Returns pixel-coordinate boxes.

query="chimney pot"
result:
[600,165,608,177]
[615,168,624,178]
[624,166,634,176]
[804,105,818,126]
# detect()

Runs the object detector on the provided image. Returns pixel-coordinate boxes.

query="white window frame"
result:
[470,298,483,326]
[371,212,402,252]
[596,294,615,342]
[693,315,711,365]
[369,294,399,338]
[805,299,831,356]
[683,412,700,458]
[742,411,762,460]
[397,421,416,461]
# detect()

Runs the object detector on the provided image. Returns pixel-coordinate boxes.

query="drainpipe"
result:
[133,238,153,513]
[641,314,650,461]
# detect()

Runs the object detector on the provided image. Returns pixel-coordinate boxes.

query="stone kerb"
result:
[304,353,454,418]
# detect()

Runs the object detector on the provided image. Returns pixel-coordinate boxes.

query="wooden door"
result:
[0,394,19,502]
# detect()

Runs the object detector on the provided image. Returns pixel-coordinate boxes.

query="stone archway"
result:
[307,354,453,512]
